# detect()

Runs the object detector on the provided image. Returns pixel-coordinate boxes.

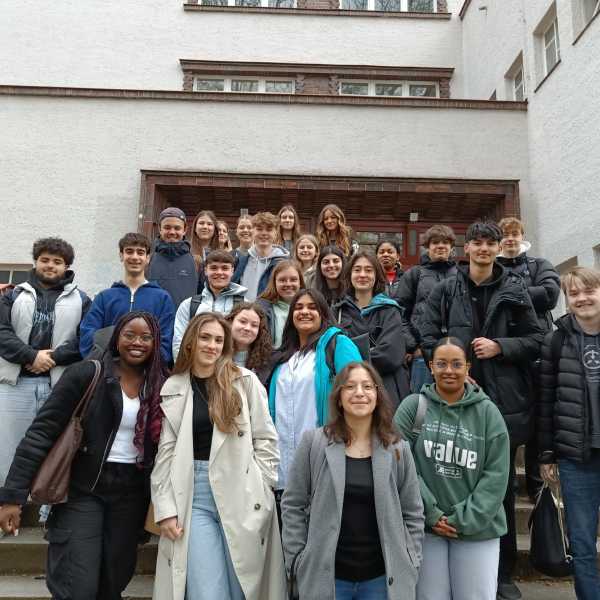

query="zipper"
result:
[91,428,116,491]
[129,289,136,312]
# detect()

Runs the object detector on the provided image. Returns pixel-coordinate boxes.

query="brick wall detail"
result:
[439,77,450,99]
[295,74,339,95]
[437,0,448,12]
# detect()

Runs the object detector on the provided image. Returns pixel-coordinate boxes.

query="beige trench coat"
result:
[151,368,286,600]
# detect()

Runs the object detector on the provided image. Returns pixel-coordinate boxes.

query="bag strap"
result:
[553,481,573,561]
[72,360,102,419]
[189,295,202,321]
[412,393,429,440]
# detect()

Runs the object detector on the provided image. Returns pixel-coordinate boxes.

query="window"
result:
[584,0,600,23]
[340,80,439,98]
[513,68,525,101]
[195,76,295,93]
[0,266,29,285]
[356,231,403,254]
[544,19,561,74]
[341,0,434,11]
[200,0,295,6]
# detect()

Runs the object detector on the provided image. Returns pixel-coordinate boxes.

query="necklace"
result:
[191,374,210,407]
[351,440,371,458]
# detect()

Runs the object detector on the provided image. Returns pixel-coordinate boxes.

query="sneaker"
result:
[497,577,522,600]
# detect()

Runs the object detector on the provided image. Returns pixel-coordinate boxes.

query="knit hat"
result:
[159,207,186,222]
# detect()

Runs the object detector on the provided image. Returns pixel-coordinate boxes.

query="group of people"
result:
[0,203,599,600]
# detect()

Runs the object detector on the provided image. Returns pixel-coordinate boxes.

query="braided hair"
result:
[105,310,170,467]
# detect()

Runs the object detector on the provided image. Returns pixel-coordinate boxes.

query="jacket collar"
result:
[419,254,455,270]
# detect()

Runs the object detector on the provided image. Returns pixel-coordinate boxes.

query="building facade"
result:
[0,0,598,295]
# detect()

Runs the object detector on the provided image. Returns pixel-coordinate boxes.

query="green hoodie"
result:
[393,382,510,542]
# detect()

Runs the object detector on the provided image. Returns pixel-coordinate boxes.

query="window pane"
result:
[196,78,225,91]
[201,0,228,4]
[375,83,403,96]
[0,271,9,284]
[409,84,437,97]
[380,232,403,254]
[269,0,294,6]
[514,70,523,88]
[341,82,368,95]
[236,0,261,5]
[11,271,28,285]
[375,0,401,10]
[515,84,524,101]
[545,39,558,72]
[455,234,465,245]
[544,23,555,47]
[232,80,259,92]
[265,81,293,93]
[356,231,379,244]
[408,230,418,255]
[342,0,368,9]
[408,0,433,10]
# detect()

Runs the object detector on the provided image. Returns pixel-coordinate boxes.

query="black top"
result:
[192,376,213,461]
[335,456,385,583]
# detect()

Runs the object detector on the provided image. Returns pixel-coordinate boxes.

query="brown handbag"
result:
[30,360,102,504]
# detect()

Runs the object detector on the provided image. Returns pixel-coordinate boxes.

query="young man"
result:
[231,212,289,302]
[230,214,254,261]
[395,224,458,394]
[0,238,91,490]
[538,266,600,600]
[146,207,200,310]
[497,217,561,501]
[79,233,175,362]
[421,220,543,600]
[172,249,247,361]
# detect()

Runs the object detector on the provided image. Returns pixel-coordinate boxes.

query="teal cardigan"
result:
[268,327,362,426]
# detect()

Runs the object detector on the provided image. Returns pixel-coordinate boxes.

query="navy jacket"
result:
[146,237,199,310]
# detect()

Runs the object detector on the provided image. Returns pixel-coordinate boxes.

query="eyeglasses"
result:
[342,381,377,394]
[433,361,466,372]
[276,278,300,285]
[121,332,154,344]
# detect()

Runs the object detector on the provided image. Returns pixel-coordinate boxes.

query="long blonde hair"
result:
[294,234,319,271]
[315,204,353,258]
[172,312,243,434]
[217,221,233,251]
[274,204,302,247]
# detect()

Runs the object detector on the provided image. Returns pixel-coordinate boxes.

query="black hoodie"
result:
[0,269,91,376]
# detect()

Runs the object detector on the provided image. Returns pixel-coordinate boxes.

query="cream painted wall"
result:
[0,96,528,293]
[0,0,465,96]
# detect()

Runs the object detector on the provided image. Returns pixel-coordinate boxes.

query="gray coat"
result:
[281,431,425,600]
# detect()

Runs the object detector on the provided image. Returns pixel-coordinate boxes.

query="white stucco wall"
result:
[0,0,464,96]
[461,0,600,268]
[0,95,528,293]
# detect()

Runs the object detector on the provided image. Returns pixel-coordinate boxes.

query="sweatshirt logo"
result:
[424,440,478,470]
[584,345,600,370]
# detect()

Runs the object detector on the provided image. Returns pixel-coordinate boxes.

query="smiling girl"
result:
[226,302,273,371]
[217,221,233,251]
[315,246,347,306]
[315,204,359,258]
[294,234,319,288]
[376,240,404,298]
[275,205,302,254]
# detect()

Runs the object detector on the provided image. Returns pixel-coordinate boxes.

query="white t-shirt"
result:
[107,391,143,464]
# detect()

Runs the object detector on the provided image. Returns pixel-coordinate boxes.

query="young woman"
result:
[257,260,305,348]
[231,214,254,260]
[226,301,273,371]
[190,210,221,260]
[295,234,319,288]
[218,220,233,251]
[315,204,359,258]
[376,240,404,298]
[0,311,169,600]
[315,246,347,306]
[275,204,302,254]
[393,337,510,600]
[332,251,410,410]
[151,312,285,600]
[282,362,425,600]
[261,290,362,501]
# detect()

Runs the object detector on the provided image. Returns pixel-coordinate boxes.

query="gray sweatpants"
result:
[416,533,500,600]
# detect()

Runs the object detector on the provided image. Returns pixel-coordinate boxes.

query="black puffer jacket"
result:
[383,265,404,299]
[394,255,457,353]
[497,245,560,333]
[332,294,410,410]
[420,261,543,447]
[0,354,155,506]
[537,314,592,463]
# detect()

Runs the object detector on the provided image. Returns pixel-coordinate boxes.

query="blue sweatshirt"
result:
[79,281,175,362]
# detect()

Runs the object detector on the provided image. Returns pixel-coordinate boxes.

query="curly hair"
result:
[275,204,302,247]
[324,361,400,448]
[32,238,75,265]
[118,233,152,254]
[105,311,170,468]
[226,302,273,371]
[315,204,354,258]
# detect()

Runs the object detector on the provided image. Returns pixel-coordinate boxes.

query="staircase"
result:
[0,447,583,599]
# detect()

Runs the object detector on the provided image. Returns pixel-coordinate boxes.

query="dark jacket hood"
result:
[419,254,456,271]
[152,236,192,258]
[457,260,508,289]
[25,268,75,292]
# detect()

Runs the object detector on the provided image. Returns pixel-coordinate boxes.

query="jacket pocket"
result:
[404,524,420,568]
[44,528,73,595]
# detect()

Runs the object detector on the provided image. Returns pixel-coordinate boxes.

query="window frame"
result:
[194,75,296,94]
[513,68,525,101]
[339,80,440,98]
[543,19,561,76]
[200,0,297,6]
[583,0,600,23]
[0,266,30,286]
[340,0,436,10]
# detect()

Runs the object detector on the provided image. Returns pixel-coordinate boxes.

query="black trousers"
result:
[499,446,518,578]
[44,462,148,600]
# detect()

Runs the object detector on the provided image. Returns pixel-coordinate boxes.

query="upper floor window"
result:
[0,266,29,286]
[340,80,439,97]
[200,0,295,6]
[513,69,525,101]
[341,0,434,11]
[544,19,561,74]
[583,0,600,23]
[195,76,295,93]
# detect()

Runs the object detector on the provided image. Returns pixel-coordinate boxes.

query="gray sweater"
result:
[281,431,424,600]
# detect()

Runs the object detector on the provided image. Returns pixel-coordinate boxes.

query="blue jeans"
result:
[558,456,600,600]
[334,575,387,600]
[186,460,245,600]
[0,376,51,486]
[411,354,433,394]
